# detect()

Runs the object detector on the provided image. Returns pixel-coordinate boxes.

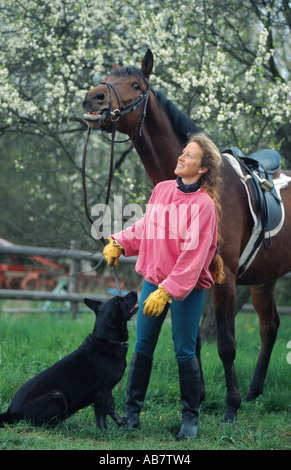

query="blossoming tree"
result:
[0,0,290,247]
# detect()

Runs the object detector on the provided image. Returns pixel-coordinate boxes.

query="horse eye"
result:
[132,82,141,90]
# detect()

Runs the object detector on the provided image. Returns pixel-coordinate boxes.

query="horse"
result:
[82,49,291,422]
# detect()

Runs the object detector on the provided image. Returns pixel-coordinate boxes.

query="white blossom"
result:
[0,0,289,157]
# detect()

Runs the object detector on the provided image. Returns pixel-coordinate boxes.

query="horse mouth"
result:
[83,109,108,123]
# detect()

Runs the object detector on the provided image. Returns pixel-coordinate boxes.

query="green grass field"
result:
[0,308,290,451]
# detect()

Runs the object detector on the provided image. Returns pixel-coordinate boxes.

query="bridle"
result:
[81,75,150,295]
[99,75,150,141]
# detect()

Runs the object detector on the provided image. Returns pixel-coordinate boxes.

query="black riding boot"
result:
[124,351,153,429]
[177,356,201,440]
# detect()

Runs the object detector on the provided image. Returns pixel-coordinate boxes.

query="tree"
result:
[0,0,290,249]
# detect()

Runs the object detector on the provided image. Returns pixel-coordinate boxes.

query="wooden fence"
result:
[0,243,290,316]
[0,242,137,317]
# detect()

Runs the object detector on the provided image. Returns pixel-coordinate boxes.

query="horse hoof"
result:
[222,406,238,424]
[221,419,239,430]
[222,417,237,425]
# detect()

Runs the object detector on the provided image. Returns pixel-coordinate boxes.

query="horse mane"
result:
[154,90,200,144]
[112,66,200,144]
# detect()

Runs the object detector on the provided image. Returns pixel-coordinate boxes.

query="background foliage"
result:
[0,0,290,249]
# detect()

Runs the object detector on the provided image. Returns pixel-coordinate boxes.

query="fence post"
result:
[69,240,80,318]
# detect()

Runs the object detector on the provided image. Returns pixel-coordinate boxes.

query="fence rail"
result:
[0,289,107,302]
[0,243,290,315]
[0,242,137,316]
[0,244,136,264]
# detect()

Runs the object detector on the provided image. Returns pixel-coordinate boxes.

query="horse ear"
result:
[112,62,120,71]
[141,49,153,79]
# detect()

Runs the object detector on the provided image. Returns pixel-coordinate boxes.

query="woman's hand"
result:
[143,286,172,317]
[103,238,124,267]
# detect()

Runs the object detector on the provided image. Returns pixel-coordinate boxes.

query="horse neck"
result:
[129,97,254,264]
[131,93,182,186]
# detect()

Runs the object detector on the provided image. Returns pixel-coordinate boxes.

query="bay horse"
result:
[82,49,291,422]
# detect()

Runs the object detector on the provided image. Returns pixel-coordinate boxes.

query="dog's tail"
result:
[0,411,14,427]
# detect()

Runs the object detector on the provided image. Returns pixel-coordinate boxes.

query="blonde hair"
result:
[188,133,225,284]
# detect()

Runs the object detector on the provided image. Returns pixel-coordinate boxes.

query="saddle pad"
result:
[222,153,291,277]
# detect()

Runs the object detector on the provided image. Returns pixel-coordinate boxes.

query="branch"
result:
[114,144,134,170]
[282,0,291,30]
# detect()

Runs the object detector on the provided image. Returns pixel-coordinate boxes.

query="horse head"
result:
[82,49,153,136]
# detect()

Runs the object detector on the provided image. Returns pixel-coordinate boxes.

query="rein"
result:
[81,76,150,297]
[82,122,122,296]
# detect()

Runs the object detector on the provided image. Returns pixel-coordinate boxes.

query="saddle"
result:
[222,147,284,278]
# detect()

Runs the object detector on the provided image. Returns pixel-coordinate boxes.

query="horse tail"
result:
[0,411,14,427]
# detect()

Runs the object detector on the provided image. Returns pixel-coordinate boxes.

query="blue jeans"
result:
[134,280,205,363]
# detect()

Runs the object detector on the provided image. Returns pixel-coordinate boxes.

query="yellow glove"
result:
[143,285,172,317]
[103,238,124,267]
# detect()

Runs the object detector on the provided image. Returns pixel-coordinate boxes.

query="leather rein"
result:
[81,76,150,295]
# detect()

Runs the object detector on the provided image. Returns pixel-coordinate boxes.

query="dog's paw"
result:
[95,417,107,430]
[116,415,130,427]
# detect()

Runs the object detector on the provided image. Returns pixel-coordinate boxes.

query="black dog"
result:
[0,291,138,429]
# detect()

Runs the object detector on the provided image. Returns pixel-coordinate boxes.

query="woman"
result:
[103,133,225,440]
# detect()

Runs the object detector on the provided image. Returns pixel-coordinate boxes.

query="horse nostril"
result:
[94,91,105,101]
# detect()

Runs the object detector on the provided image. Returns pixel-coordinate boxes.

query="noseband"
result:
[101,76,150,138]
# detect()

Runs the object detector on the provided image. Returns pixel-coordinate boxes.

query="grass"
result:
[0,308,290,451]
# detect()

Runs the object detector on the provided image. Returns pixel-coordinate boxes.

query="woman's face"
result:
[174,142,208,184]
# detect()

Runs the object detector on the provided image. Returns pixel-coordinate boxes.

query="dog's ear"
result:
[84,298,102,314]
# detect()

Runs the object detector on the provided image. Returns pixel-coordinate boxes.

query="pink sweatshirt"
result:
[112,180,217,300]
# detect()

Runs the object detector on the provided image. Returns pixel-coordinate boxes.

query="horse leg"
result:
[213,277,241,422]
[244,281,280,402]
[195,329,206,403]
